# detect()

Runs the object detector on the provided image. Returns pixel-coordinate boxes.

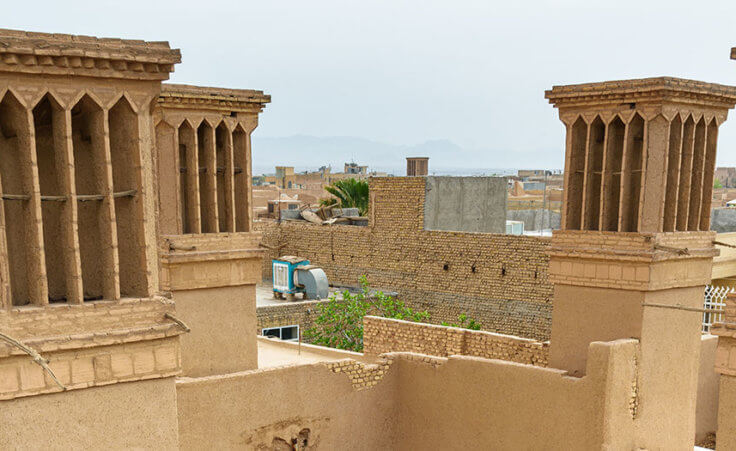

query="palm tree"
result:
[320,178,369,216]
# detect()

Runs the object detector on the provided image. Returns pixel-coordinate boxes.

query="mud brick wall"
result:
[255,177,553,340]
[363,316,548,367]
[256,299,336,337]
[325,355,394,390]
[0,337,179,400]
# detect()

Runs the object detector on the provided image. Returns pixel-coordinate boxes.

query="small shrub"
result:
[304,276,429,352]
[442,313,482,331]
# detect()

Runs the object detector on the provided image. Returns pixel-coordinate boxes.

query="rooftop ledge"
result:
[0,28,181,80]
[545,77,736,109]
[161,83,270,103]
[158,83,271,112]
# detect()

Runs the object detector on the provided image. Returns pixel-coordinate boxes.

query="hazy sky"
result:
[7,0,736,169]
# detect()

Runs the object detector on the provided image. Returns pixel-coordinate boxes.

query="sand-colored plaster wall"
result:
[257,335,375,366]
[177,340,643,450]
[176,362,398,450]
[550,284,644,375]
[634,286,706,450]
[394,340,639,450]
[0,377,178,449]
[697,335,720,443]
[175,285,257,377]
[717,375,736,450]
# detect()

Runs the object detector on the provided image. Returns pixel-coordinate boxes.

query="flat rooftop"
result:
[256,282,344,306]
[257,336,373,368]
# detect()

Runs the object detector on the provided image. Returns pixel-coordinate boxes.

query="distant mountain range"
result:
[251,135,561,176]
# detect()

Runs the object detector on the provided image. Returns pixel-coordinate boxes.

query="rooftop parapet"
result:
[159,84,270,112]
[546,77,736,233]
[546,77,736,111]
[0,28,181,80]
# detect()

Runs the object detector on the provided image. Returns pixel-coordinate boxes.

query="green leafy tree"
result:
[715,178,723,189]
[442,313,482,331]
[319,178,369,216]
[304,276,429,351]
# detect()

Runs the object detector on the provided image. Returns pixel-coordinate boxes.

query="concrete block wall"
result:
[423,176,506,233]
[256,177,553,340]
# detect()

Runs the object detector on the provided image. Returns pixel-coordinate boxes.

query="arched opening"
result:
[233,125,249,232]
[687,117,707,231]
[621,113,644,232]
[109,96,147,296]
[676,116,696,231]
[583,116,605,231]
[155,120,178,235]
[565,117,587,230]
[33,94,80,303]
[216,122,233,232]
[178,121,199,233]
[700,120,719,231]
[0,91,44,305]
[663,115,682,232]
[602,116,625,231]
[72,94,116,300]
[197,121,217,232]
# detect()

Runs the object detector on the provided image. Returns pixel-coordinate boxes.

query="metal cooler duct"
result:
[294,265,329,300]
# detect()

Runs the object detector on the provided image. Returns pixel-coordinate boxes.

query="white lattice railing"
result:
[703,285,733,333]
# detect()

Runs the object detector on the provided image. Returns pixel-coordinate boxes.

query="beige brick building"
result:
[0,28,268,447]
[0,29,186,447]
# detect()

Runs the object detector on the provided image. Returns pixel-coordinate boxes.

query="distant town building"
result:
[517,169,549,178]
[264,163,374,189]
[267,196,301,217]
[715,167,736,188]
[344,162,368,175]
[406,157,429,176]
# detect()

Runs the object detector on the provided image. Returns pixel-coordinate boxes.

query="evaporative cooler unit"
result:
[272,256,329,300]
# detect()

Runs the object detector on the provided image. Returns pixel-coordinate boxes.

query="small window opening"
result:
[262,325,299,342]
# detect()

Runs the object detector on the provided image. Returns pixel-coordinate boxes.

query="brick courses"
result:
[0,336,179,400]
[257,299,333,336]
[363,316,548,367]
[256,177,553,339]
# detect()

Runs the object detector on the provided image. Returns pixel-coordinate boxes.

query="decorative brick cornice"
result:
[548,231,716,290]
[0,297,183,347]
[159,83,270,113]
[548,230,718,262]
[0,337,180,400]
[0,28,180,80]
[159,233,265,290]
[546,77,736,110]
